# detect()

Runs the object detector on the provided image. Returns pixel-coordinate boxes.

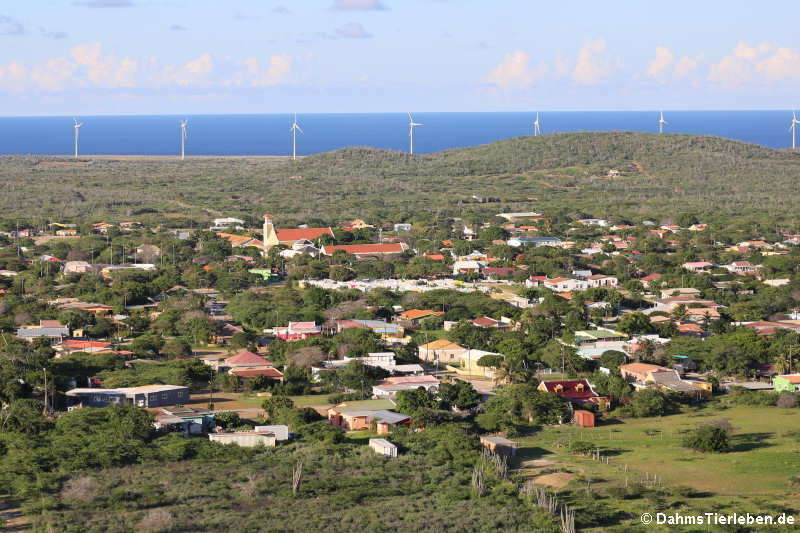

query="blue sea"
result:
[0,111,795,156]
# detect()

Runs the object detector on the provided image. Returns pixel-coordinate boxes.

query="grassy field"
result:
[511,403,800,531]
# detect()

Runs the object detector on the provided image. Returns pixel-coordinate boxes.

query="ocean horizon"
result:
[0,110,796,156]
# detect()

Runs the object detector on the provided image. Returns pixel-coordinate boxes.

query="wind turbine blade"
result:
[408,112,413,122]
[296,125,304,134]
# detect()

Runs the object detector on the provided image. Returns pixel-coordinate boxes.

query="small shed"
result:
[208,431,277,448]
[369,438,397,458]
[254,424,290,441]
[573,410,596,427]
[479,435,517,457]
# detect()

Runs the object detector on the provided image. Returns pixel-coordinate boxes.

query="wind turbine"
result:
[73,117,84,159]
[533,112,541,136]
[790,110,800,149]
[180,119,188,161]
[659,110,667,134]
[290,113,303,161]
[408,112,422,154]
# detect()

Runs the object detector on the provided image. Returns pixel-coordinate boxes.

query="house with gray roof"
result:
[16,320,69,344]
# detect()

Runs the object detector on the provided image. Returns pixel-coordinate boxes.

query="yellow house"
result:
[418,339,466,364]
[449,349,502,379]
[645,369,710,398]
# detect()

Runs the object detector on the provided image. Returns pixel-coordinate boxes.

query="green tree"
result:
[617,312,652,334]
[438,379,480,411]
[682,424,730,452]
[621,389,678,418]
[261,396,295,419]
[395,387,440,414]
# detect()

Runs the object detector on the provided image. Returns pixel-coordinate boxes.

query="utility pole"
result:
[209,367,214,410]
[43,367,48,415]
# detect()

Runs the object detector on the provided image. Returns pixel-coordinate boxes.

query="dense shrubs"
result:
[682,425,731,453]
[619,389,679,418]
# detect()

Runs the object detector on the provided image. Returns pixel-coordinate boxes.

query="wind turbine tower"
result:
[73,118,84,159]
[180,119,188,161]
[790,110,800,149]
[533,112,541,136]
[408,112,422,154]
[659,110,667,134]
[290,113,303,161]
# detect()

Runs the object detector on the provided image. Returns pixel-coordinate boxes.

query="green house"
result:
[772,374,800,392]
[249,269,281,281]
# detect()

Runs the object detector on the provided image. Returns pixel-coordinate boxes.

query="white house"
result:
[586,274,618,288]
[543,277,588,292]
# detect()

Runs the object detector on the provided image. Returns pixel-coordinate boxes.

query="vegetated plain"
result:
[516,403,800,531]
[2,131,800,228]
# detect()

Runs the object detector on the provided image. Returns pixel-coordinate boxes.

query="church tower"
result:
[263,214,279,250]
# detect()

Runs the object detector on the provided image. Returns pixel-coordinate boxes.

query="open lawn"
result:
[512,403,800,531]
[190,392,335,414]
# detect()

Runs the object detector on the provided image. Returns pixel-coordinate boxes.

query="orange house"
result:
[327,405,410,432]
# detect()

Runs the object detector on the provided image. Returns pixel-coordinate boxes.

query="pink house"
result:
[275,321,322,341]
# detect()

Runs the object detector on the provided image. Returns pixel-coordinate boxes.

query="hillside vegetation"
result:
[2,132,800,226]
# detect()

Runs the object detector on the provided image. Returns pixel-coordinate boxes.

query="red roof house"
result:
[321,243,408,256]
[538,379,610,409]
[274,321,322,341]
[225,349,274,368]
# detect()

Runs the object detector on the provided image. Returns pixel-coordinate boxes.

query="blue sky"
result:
[1,0,800,115]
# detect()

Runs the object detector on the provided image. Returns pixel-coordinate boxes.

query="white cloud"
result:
[332,0,387,10]
[31,57,78,91]
[646,46,702,82]
[646,46,674,78]
[172,52,213,86]
[756,46,800,81]
[69,42,137,88]
[486,51,547,90]
[572,38,610,85]
[244,54,292,86]
[708,41,800,86]
[674,54,702,79]
[73,0,135,7]
[332,22,372,39]
[0,43,298,93]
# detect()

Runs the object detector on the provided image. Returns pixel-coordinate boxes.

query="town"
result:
[1,200,799,531]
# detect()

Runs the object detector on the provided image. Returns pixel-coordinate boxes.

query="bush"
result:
[682,425,730,453]
[261,396,294,419]
[777,394,798,408]
[326,392,365,404]
[214,411,241,429]
[620,389,678,418]
[569,440,595,455]
[726,388,778,406]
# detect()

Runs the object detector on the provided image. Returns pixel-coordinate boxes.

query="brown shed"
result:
[573,410,595,427]
[479,435,517,457]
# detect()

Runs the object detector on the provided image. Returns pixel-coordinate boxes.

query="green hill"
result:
[2,132,800,226]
